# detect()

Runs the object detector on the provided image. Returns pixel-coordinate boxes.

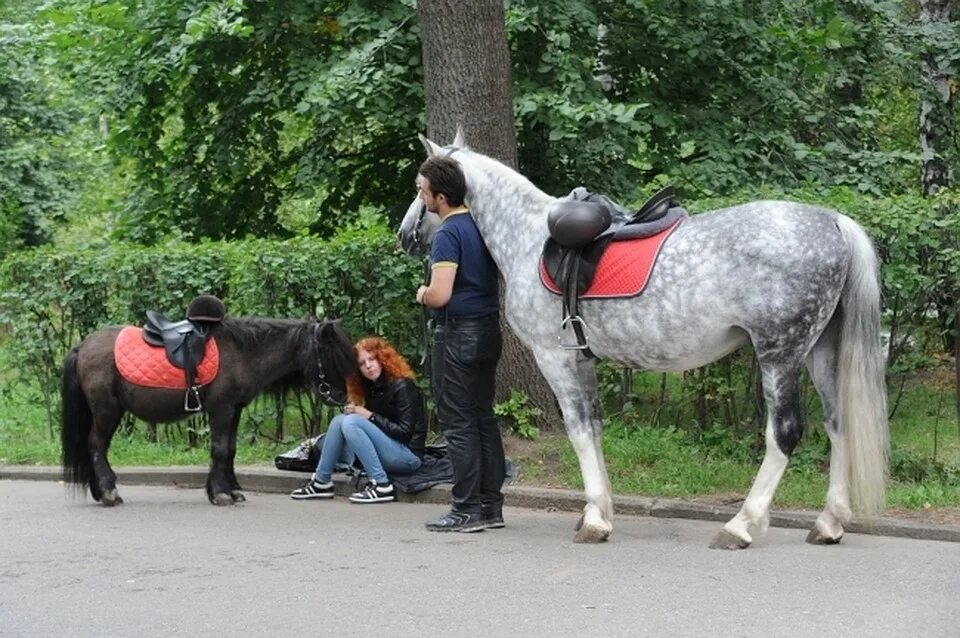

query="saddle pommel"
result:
[547,201,612,248]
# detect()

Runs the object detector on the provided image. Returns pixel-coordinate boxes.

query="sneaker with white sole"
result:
[348,481,395,504]
[425,510,485,533]
[290,479,334,500]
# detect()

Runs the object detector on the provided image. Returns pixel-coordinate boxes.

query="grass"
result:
[2,366,958,515]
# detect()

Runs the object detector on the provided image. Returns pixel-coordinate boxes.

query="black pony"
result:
[61,317,355,505]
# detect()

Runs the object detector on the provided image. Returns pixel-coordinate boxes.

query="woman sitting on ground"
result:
[291,336,426,503]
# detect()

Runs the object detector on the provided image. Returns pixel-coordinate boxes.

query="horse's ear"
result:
[318,318,347,341]
[418,133,442,157]
[452,125,466,148]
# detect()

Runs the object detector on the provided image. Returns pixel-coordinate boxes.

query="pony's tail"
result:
[836,215,889,516]
[61,347,95,497]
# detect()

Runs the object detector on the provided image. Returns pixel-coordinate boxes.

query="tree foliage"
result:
[3,0,957,244]
[0,15,72,257]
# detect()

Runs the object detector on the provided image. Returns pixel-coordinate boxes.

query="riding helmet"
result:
[186,295,226,322]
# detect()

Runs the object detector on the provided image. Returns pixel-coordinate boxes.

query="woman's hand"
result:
[343,403,373,420]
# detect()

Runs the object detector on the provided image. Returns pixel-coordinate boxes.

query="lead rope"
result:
[418,257,432,378]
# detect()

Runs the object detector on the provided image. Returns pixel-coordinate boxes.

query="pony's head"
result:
[397,129,467,255]
[311,319,355,406]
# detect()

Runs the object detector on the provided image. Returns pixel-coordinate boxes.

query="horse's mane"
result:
[459,148,554,206]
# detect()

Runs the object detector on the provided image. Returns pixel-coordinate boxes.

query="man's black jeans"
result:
[431,314,505,515]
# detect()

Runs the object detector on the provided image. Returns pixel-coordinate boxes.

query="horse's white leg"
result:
[710,364,802,549]
[534,350,613,542]
[804,322,850,544]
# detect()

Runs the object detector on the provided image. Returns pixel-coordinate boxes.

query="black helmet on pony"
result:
[187,295,226,322]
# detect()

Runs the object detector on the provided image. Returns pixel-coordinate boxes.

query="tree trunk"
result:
[918,0,956,196]
[417,0,563,430]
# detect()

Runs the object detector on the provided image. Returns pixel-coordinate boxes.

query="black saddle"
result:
[142,310,212,411]
[542,186,687,356]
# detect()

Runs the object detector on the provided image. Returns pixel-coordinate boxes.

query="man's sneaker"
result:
[481,506,505,529]
[425,510,485,533]
[348,481,395,504]
[290,479,334,500]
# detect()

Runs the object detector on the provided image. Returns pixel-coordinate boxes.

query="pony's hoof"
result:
[805,528,843,545]
[101,489,123,506]
[573,524,610,544]
[211,492,234,506]
[709,529,751,550]
[230,490,246,503]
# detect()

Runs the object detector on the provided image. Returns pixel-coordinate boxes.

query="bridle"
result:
[411,200,429,253]
[311,323,347,407]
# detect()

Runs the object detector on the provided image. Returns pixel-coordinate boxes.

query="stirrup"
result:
[558,315,590,350]
[184,386,203,412]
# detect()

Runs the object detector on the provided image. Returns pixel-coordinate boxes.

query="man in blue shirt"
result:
[415,155,505,533]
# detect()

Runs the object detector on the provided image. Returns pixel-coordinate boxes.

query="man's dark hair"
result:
[418,156,466,207]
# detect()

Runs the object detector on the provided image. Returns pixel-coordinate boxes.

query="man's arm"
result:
[417,264,456,308]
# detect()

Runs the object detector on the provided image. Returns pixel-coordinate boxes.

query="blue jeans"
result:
[314,413,421,484]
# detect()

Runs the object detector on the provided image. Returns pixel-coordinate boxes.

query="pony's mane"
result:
[214,317,313,351]
[215,317,354,399]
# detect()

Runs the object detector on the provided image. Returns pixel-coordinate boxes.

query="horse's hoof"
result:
[212,492,234,506]
[101,489,123,506]
[709,529,751,550]
[573,524,610,544]
[805,528,842,545]
[230,490,246,503]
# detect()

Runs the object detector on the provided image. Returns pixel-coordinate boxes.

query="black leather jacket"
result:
[365,377,427,456]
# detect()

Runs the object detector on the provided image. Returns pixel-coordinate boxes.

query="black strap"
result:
[182,336,202,412]
[419,258,432,376]
[560,250,594,359]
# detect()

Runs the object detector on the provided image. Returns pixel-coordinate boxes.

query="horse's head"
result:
[397,129,467,256]
[311,319,355,407]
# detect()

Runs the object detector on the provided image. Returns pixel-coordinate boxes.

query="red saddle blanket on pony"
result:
[114,326,220,389]
[538,217,683,298]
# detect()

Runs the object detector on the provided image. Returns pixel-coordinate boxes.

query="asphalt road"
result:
[2,480,958,637]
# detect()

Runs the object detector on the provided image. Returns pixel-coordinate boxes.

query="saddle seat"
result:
[541,186,687,356]
[142,310,210,370]
[141,310,214,411]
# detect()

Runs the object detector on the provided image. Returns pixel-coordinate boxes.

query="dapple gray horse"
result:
[399,131,888,549]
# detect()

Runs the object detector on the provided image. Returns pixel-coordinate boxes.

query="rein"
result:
[418,257,432,375]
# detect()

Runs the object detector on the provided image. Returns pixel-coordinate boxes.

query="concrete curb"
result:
[4,464,959,543]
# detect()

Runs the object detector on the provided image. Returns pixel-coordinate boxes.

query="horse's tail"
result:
[836,214,889,516]
[61,347,94,493]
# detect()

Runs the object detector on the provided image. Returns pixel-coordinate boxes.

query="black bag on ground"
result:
[274,434,323,472]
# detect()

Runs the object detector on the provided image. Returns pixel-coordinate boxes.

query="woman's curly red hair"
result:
[346,336,416,404]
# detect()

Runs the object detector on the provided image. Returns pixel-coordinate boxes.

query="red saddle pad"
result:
[539,218,683,298]
[114,326,220,389]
